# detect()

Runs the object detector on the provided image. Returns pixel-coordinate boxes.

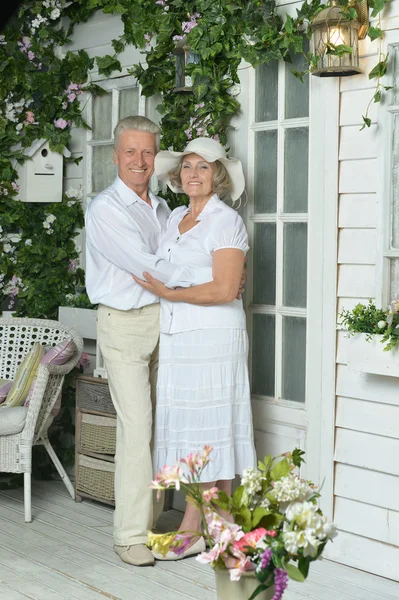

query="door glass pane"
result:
[92,145,117,193]
[283,223,308,308]
[252,314,275,397]
[253,223,277,305]
[392,114,399,248]
[119,87,140,120]
[390,259,399,299]
[284,128,308,213]
[255,61,278,122]
[285,41,309,119]
[282,317,306,403]
[255,130,277,213]
[92,93,112,140]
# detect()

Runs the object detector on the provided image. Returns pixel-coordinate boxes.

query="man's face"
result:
[113,129,156,195]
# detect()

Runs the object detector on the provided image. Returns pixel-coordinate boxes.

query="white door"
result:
[245,57,311,463]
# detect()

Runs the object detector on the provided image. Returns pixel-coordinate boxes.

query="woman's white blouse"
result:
[157,194,249,334]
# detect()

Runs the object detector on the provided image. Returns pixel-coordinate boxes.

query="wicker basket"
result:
[76,376,115,414]
[76,454,115,505]
[79,413,116,455]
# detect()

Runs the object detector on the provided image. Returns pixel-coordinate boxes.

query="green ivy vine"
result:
[0,0,393,317]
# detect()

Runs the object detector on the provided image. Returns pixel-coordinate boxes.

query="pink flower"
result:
[68,259,78,273]
[62,101,68,110]
[68,93,77,102]
[25,111,35,124]
[78,352,90,370]
[233,528,268,553]
[11,181,21,192]
[144,33,151,42]
[28,50,35,61]
[151,462,187,493]
[213,134,220,142]
[202,486,219,502]
[54,118,69,129]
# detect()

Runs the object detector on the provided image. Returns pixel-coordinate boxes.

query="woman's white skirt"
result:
[154,328,257,482]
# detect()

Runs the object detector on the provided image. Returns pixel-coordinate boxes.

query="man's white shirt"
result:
[85,176,211,310]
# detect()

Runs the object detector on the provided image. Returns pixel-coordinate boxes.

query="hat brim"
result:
[154,149,245,202]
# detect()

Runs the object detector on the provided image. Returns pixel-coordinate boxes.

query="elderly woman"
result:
[134,137,256,559]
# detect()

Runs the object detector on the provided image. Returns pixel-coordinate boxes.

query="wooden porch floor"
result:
[0,480,398,600]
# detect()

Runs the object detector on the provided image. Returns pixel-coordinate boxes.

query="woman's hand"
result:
[132,272,171,298]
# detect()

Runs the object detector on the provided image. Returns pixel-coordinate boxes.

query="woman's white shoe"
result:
[152,536,206,561]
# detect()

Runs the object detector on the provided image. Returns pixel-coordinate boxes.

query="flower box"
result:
[347,333,399,378]
[58,306,97,340]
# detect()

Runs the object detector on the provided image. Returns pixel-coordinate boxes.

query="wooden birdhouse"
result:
[14,139,71,203]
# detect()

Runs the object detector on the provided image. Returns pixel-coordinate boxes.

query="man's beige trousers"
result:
[97,303,163,546]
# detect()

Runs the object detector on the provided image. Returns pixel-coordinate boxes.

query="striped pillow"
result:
[3,343,45,408]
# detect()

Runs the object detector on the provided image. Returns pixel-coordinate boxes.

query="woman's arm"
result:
[132,248,245,306]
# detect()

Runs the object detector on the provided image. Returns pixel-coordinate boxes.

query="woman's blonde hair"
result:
[168,157,233,199]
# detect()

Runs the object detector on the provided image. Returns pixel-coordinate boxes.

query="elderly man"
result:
[85,116,212,567]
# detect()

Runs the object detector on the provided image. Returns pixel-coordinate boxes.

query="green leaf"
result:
[285,15,293,34]
[360,116,371,130]
[368,27,382,41]
[284,562,306,582]
[368,56,388,80]
[298,557,310,578]
[252,507,271,528]
[370,0,387,18]
[373,89,382,103]
[248,583,270,600]
[270,458,290,481]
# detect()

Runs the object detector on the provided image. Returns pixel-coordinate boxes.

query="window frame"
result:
[246,60,310,409]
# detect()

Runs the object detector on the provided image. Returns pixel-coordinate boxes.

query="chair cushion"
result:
[42,338,77,366]
[0,406,28,435]
[0,378,13,405]
[3,343,45,408]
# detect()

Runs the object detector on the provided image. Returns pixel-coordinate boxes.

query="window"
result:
[86,76,144,198]
[248,54,309,405]
[386,44,399,300]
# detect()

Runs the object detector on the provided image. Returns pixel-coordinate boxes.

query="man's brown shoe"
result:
[114,543,155,566]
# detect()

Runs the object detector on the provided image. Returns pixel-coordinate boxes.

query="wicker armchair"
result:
[0,318,83,522]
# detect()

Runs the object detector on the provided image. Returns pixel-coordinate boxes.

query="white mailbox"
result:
[14,139,71,203]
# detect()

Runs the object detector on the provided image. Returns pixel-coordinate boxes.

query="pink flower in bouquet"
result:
[151,462,187,494]
[202,486,218,502]
[180,451,202,475]
[233,527,268,553]
[224,549,256,581]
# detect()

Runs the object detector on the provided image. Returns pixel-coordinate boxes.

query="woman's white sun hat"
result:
[154,137,245,201]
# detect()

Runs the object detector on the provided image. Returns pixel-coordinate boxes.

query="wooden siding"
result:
[333,4,399,579]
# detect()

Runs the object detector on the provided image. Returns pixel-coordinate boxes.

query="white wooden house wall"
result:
[63,5,399,581]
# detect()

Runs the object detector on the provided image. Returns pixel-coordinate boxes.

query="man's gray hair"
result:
[113,116,161,151]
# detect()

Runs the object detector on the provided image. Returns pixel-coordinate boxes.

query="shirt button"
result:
[168,248,170,252]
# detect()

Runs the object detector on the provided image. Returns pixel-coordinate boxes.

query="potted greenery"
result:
[340,300,399,377]
[148,447,336,600]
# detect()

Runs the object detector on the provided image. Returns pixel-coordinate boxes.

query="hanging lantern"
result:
[309,0,369,77]
[173,37,200,92]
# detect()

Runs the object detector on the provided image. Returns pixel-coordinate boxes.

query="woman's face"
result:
[180,153,216,200]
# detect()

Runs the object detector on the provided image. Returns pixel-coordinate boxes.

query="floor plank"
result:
[1,480,399,600]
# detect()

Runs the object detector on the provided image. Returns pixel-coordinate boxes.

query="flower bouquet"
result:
[148,446,336,600]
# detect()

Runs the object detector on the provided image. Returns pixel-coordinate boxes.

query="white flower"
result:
[0,225,3,233]
[241,467,264,495]
[16,123,23,131]
[3,243,12,253]
[377,320,387,329]
[0,35,6,46]
[270,475,314,504]
[65,185,83,200]
[50,7,61,19]
[67,200,76,207]
[227,84,241,97]
[44,214,56,224]
[25,239,32,246]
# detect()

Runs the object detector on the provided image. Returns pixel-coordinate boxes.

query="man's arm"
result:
[133,248,245,306]
[86,201,212,288]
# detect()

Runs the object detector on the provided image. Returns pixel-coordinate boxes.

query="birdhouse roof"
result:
[14,139,71,158]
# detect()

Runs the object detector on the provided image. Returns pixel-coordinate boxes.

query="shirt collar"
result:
[113,176,165,211]
[190,194,224,221]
